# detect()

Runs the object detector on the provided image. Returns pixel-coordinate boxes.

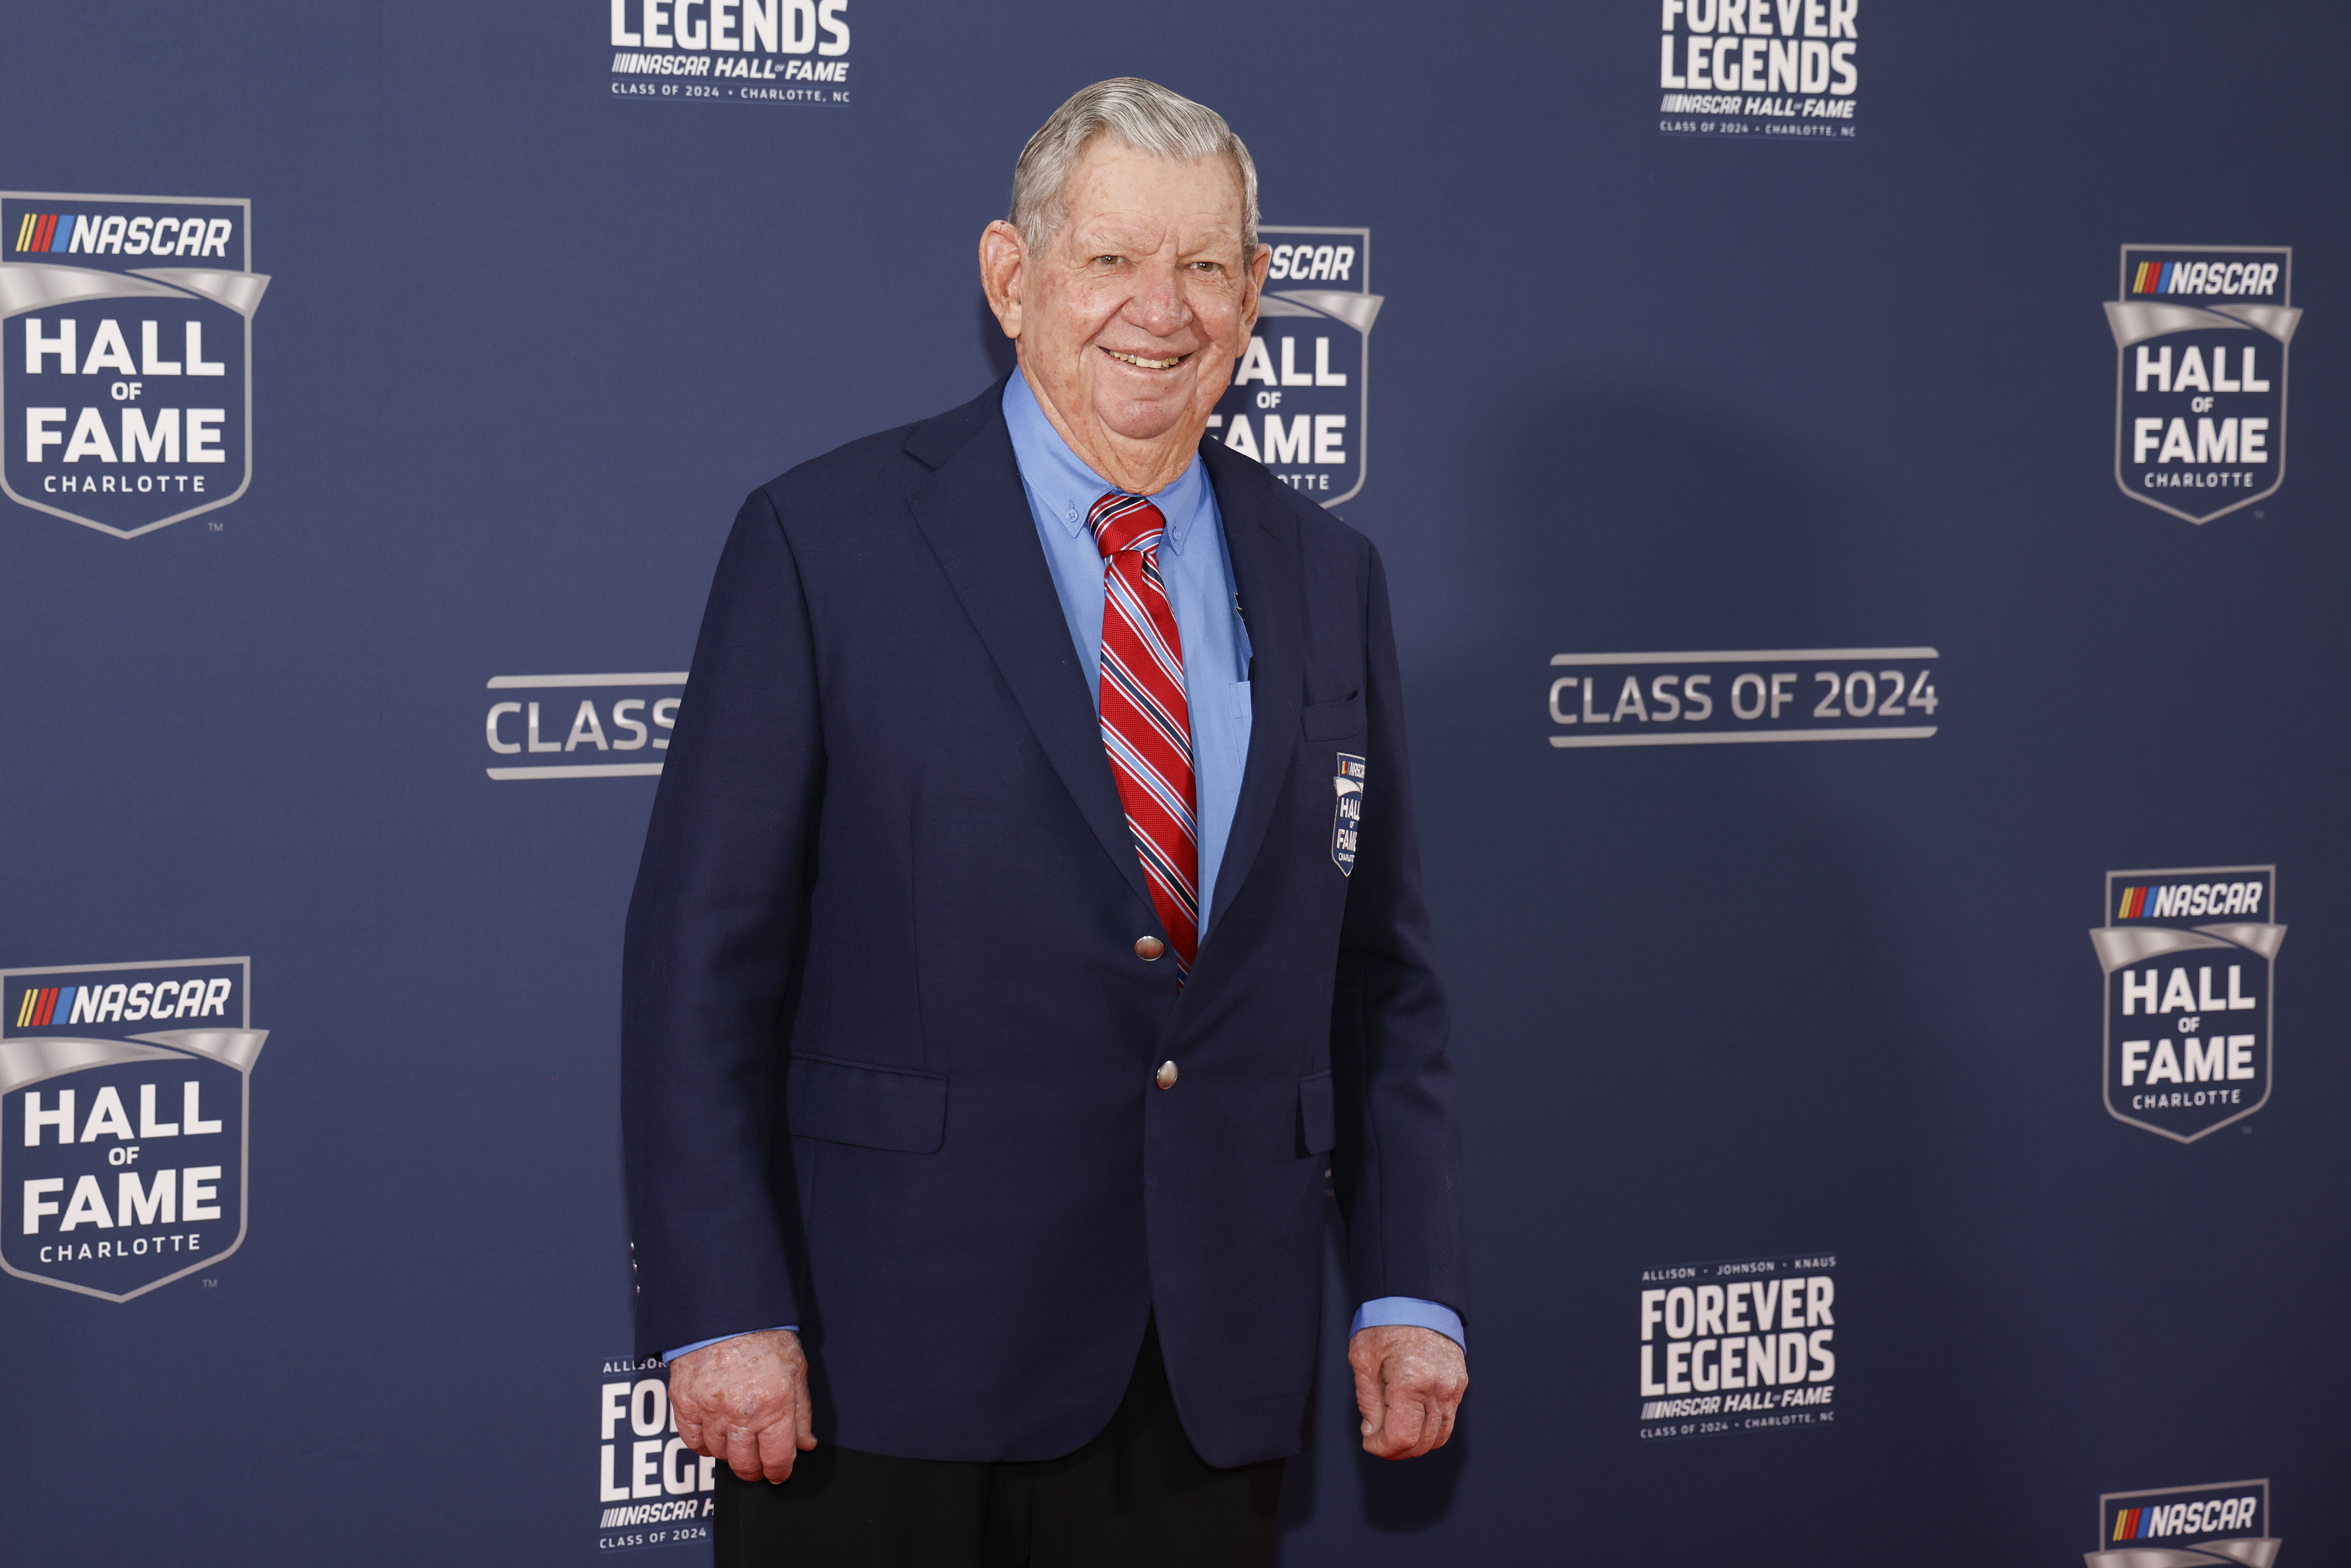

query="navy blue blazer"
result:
[621,381,1465,1468]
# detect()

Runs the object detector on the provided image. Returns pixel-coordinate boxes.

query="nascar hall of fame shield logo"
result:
[1331,753,1365,875]
[1,958,266,1301]
[2087,1478,2278,1568]
[2089,867,2283,1144]
[2106,245,2298,525]
[1,192,269,539]
[1214,227,1381,506]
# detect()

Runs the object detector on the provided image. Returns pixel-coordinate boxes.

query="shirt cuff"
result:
[1351,1297,1466,1352]
[662,1326,798,1362]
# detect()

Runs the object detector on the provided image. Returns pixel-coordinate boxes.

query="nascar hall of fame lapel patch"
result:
[1,957,267,1302]
[1214,227,1381,506]
[2,192,269,539]
[2106,245,2298,525]
[1331,753,1365,876]
[2086,1478,2278,1568]
[2089,867,2283,1144]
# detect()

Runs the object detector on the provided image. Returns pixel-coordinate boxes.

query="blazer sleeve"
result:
[1329,540,1469,1328]
[622,488,823,1360]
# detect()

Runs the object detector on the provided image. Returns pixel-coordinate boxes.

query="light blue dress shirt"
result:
[1001,368,1255,928]
[663,372,1462,1361]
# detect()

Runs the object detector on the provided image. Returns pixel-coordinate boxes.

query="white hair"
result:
[1009,78,1259,254]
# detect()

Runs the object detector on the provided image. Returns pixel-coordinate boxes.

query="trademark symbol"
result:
[209,521,224,531]
[202,1278,219,1287]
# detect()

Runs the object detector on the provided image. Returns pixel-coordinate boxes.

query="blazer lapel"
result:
[1200,443,1304,944]
[904,398,1156,916]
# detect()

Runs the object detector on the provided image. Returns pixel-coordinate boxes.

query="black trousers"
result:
[713,1322,1284,1567]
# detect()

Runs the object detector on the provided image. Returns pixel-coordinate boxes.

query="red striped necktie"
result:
[1089,491,1199,970]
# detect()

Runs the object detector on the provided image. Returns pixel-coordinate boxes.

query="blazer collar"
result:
[902,384,1157,917]
[1197,439,1305,946]
[903,388,1311,951]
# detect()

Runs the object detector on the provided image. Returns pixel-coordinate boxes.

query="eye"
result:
[1093,254,1123,266]
[1191,260,1221,273]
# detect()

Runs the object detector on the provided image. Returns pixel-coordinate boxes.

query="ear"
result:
[1241,241,1272,333]
[979,220,1027,339]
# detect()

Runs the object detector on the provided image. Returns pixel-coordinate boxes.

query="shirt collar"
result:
[1002,366,1207,554]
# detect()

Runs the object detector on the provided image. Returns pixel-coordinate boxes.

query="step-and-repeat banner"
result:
[4,3,2342,1563]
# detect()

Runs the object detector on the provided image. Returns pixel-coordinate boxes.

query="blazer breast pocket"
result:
[786,1054,947,1154]
[1300,691,1364,742]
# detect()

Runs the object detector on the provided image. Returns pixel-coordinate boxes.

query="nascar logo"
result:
[12,210,233,259]
[2110,1496,2260,1541]
[2084,1477,2273,1568]
[2128,258,2279,297]
[2113,880,2265,920]
[15,978,232,1029]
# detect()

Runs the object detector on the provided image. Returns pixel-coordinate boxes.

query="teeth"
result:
[1106,350,1184,369]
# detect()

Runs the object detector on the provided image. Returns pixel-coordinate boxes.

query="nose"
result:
[1126,262,1193,337]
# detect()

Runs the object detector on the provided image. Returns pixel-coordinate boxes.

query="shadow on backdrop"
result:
[1352,1405,1469,1533]
[1277,1177,1466,1546]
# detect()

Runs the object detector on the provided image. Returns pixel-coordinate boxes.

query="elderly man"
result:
[623,78,1466,1566]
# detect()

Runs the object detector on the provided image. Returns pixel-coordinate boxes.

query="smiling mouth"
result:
[1101,348,1190,370]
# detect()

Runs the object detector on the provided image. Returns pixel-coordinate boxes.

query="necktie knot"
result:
[1089,491,1164,559]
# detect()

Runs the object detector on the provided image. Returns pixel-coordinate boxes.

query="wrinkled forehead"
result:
[1055,141,1250,252]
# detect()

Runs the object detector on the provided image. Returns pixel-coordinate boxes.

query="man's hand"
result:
[667,1329,818,1485]
[1349,1324,1466,1460]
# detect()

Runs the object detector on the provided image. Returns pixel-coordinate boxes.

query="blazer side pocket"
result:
[1297,1068,1337,1157]
[786,1055,947,1154]
[1301,691,1364,742]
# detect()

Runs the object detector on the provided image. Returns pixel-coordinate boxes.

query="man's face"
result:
[1013,140,1263,455]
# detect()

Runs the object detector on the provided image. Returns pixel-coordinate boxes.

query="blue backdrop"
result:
[3,2,2343,1563]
